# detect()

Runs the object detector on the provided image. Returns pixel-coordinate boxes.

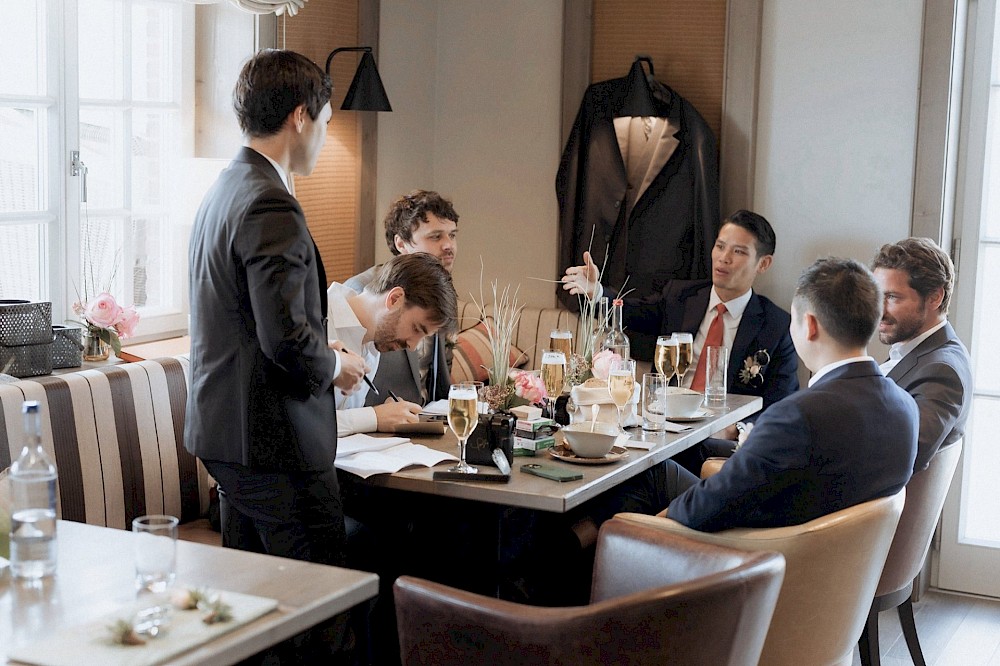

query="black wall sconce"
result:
[325,46,392,112]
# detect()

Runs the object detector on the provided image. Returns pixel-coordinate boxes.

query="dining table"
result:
[1,521,379,666]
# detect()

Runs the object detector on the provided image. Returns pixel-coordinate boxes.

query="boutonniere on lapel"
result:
[738,349,771,387]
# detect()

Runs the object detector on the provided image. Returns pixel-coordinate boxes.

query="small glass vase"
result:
[83,331,110,362]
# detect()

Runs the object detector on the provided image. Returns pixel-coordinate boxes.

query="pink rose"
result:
[510,370,546,404]
[115,306,140,340]
[590,349,621,381]
[84,292,123,329]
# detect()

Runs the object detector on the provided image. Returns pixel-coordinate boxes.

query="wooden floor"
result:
[851,589,1000,665]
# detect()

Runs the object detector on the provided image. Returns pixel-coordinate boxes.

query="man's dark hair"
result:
[367,253,457,327]
[871,237,954,314]
[384,190,460,255]
[723,210,777,258]
[794,257,881,348]
[233,49,332,138]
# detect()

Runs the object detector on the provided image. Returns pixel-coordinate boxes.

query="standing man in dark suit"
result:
[186,50,367,571]
[872,238,972,472]
[667,258,918,531]
[344,190,459,406]
[562,210,798,458]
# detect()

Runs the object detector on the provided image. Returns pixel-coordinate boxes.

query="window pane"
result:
[132,2,178,103]
[971,245,1000,393]
[961,397,1000,545]
[79,108,125,209]
[132,110,179,209]
[983,88,1000,237]
[79,215,125,305]
[0,1,43,96]
[79,0,125,101]
[0,223,43,301]
[132,217,166,309]
[0,108,41,213]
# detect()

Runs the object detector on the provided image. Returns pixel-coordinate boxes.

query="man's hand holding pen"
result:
[329,341,369,393]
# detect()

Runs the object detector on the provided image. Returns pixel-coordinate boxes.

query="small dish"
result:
[665,408,714,422]
[548,444,629,464]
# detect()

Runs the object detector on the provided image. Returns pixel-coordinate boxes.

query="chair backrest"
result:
[394,518,785,666]
[616,489,905,666]
[876,442,961,597]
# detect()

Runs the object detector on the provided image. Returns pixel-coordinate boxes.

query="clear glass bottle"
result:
[599,298,631,361]
[590,296,610,360]
[9,401,58,580]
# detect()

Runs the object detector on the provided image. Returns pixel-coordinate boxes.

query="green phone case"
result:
[519,463,583,482]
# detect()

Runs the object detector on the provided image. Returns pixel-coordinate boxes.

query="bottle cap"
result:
[613,299,623,306]
[22,400,40,414]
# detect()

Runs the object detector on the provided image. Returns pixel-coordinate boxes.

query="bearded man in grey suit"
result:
[186,50,368,566]
[872,238,972,472]
[345,190,460,405]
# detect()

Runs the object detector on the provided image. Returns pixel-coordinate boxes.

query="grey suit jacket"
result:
[185,147,340,472]
[887,322,972,471]
[345,265,452,405]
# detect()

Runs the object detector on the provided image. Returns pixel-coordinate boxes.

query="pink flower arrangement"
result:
[73,292,140,353]
[590,349,622,381]
[510,370,546,405]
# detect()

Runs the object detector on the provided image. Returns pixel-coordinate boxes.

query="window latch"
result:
[70,150,88,203]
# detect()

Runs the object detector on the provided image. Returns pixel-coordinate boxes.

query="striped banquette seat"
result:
[0,356,218,544]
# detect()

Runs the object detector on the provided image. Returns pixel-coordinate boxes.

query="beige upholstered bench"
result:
[0,356,218,545]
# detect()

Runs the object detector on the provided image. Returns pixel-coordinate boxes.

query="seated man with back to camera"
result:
[345,190,460,407]
[562,210,799,469]
[871,237,972,472]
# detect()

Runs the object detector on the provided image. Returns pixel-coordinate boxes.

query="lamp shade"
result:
[341,51,392,112]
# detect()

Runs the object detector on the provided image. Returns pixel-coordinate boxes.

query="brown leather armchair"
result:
[616,490,906,666]
[393,517,785,666]
[858,442,962,666]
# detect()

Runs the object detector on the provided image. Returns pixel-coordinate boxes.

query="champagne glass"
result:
[654,335,678,386]
[540,349,567,420]
[447,382,482,474]
[673,332,694,387]
[607,358,636,434]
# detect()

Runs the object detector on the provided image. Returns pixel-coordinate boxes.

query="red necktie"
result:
[691,303,727,392]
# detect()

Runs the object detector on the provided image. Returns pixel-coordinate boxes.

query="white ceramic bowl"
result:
[561,421,620,458]
[662,387,705,418]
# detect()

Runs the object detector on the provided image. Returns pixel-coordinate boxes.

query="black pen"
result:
[363,375,380,396]
[387,389,400,403]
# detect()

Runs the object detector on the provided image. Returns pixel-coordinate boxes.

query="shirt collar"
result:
[809,356,874,387]
[707,287,753,318]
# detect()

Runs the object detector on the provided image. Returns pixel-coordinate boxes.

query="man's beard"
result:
[373,307,405,352]
[878,306,926,345]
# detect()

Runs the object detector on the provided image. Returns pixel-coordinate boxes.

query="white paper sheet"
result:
[335,443,457,479]
[335,434,410,457]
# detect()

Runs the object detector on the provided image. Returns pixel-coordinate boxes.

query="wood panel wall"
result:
[279,0,360,283]
[591,0,727,141]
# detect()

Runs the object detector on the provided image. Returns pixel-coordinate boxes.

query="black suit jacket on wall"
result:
[617,280,799,413]
[556,75,720,310]
[887,322,972,471]
[185,147,339,472]
[669,361,918,532]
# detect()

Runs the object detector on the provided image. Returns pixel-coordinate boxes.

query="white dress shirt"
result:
[880,319,947,376]
[682,288,754,388]
[327,282,379,436]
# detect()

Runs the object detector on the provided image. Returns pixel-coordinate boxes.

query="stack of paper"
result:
[335,434,457,479]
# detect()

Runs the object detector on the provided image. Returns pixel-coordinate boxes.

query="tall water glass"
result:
[608,358,636,434]
[654,335,678,385]
[642,373,669,431]
[705,345,729,407]
[133,515,178,593]
[540,349,567,420]
[447,383,481,474]
[673,332,694,386]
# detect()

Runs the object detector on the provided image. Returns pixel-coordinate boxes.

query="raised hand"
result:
[561,250,602,299]
[331,344,369,394]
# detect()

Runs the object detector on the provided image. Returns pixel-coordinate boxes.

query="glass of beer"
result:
[608,358,636,433]
[549,329,573,361]
[654,335,678,385]
[673,332,694,387]
[447,382,483,474]
[540,349,567,419]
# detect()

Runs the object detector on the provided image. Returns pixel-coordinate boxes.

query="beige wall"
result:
[378,1,925,329]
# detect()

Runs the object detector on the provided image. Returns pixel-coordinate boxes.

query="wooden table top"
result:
[364,394,762,513]
[1,521,379,666]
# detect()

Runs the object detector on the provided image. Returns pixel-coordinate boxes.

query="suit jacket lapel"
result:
[729,293,765,385]
[886,323,955,382]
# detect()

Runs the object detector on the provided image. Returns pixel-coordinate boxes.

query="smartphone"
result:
[432,470,511,483]
[520,463,583,482]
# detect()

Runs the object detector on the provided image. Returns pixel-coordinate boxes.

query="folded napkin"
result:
[569,382,641,427]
